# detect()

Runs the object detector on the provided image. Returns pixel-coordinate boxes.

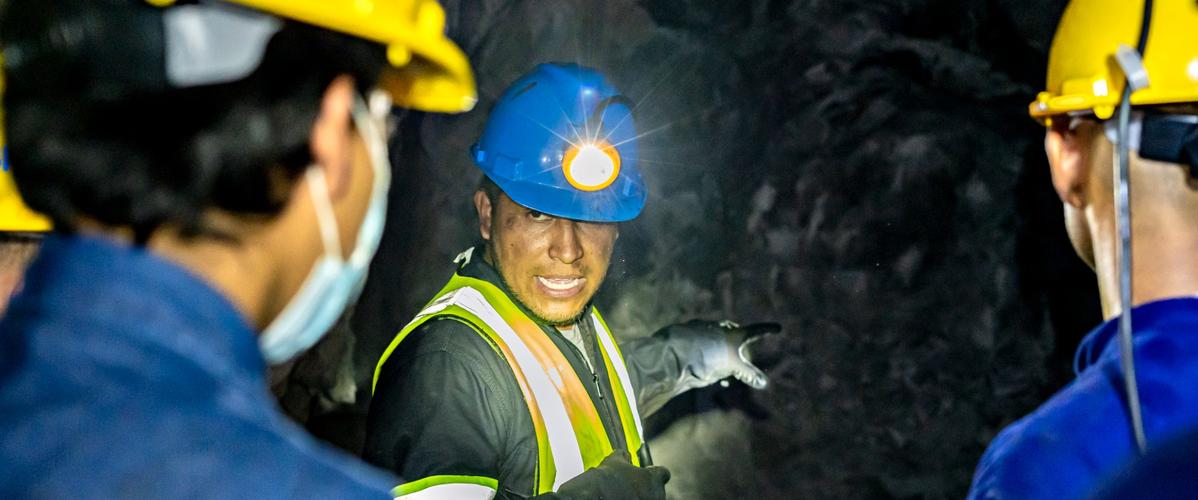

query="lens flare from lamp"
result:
[562,141,621,192]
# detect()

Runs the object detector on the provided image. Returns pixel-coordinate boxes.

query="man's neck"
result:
[1093,209,1198,319]
[146,228,282,329]
[94,206,316,332]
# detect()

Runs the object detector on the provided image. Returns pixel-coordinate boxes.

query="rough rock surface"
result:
[274,1,1106,498]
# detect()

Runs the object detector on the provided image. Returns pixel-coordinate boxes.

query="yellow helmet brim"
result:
[220,0,477,113]
[1031,0,1198,126]
[0,166,51,233]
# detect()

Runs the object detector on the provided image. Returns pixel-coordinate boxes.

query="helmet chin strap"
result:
[1112,0,1154,456]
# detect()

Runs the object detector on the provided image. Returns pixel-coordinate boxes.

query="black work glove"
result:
[548,451,670,500]
[657,320,782,391]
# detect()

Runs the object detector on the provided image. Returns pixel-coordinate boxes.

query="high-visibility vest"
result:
[373,270,647,495]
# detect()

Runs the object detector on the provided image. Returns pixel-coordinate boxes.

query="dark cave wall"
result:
[275,1,1105,498]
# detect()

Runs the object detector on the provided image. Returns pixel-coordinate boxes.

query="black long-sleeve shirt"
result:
[363,249,702,498]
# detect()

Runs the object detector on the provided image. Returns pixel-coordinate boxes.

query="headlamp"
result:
[562,141,620,192]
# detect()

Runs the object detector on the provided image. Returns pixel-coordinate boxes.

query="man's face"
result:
[476,190,618,325]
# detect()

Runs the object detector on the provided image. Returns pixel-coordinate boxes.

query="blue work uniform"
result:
[0,235,395,499]
[969,297,1198,499]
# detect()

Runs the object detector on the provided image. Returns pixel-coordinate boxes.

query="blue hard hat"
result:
[471,63,646,222]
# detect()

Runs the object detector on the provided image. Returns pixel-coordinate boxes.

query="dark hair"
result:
[477,174,504,203]
[1,1,385,243]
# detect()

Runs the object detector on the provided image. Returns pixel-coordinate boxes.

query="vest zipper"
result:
[560,331,605,401]
[583,324,625,456]
[559,324,622,445]
[556,320,627,457]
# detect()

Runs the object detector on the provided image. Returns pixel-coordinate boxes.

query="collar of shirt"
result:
[1073,296,1198,375]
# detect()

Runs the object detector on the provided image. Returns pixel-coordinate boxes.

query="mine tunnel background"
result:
[271,0,1105,498]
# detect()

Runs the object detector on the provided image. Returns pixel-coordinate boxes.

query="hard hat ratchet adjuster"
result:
[1138,115,1198,178]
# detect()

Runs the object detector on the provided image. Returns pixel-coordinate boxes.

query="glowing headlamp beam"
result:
[563,142,621,192]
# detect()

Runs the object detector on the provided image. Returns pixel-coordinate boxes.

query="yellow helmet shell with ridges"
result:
[147,0,477,112]
[0,61,51,234]
[1031,0,1198,125]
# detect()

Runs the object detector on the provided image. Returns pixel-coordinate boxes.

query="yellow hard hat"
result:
[147,0,477,113]
[0,140,51,234]
[0,57,49,233]
[1030,0,1198,125]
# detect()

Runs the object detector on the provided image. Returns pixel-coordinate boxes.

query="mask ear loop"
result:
[305,167,344,261]
[1112,0,1154,456]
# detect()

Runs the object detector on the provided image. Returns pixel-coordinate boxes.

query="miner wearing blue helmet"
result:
[364,63,780,499]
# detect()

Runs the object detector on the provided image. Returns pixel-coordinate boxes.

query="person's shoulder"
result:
[234,424,396,499]
[376,317,514,393]
[1,393,394,500]
[970,416,1080,499]
[969,370,1126,499]
[167,401,396,498]
[406,317,501,354]
[388,316,508,369]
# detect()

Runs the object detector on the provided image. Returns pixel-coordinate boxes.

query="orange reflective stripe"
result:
[438,309,559,492]
[374,287,559,493]
[499,303,613,470]
[442,284,578,491]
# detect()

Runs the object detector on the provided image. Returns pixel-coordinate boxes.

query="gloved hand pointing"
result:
[654,320,781,393]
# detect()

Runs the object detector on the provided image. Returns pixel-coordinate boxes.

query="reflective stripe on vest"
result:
[373,273,646,493]
[591,310,646,454]
[392,475,498,500]
[394,484,495,500]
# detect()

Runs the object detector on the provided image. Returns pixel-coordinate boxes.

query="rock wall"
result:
[275,1,1106,498]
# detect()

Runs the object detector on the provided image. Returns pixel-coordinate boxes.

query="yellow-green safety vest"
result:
[373,269,647,496]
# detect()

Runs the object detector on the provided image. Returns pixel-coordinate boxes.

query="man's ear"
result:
[474,190,493,241]
[1045,119,1089,209]
[308,75,356,201]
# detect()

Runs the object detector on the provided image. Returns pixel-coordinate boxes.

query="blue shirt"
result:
[0,235,395,499]
[969,297,1198,499]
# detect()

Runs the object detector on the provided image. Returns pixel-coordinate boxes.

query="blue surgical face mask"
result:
[258,91,393,364]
